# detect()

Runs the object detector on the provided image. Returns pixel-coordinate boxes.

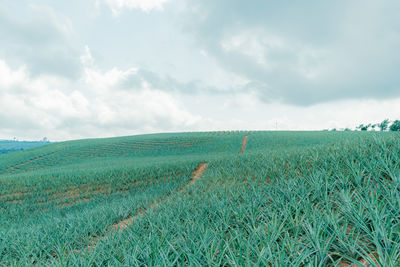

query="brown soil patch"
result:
[358,252,379,266]
[112,217,134,232]
[338,252,379,267]
[238,135,249,154]
[185,163,207,188]
[110,163,207,231]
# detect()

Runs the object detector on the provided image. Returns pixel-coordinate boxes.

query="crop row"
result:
[0,158,200,265]
[0,134,245,175]
[64,134,400,266]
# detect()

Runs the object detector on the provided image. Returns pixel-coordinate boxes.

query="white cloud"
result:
[183,90,400,132]
[81,58,200,130]
[105,0,170,14]
[2,49,400,141]
[0,46,201,141]
[0,4,80,78]
[2,1,400,141]
[220,29,286,68]
[0,60,27,88]
[179,0,400,105]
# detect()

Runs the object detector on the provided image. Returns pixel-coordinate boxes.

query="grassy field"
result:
[0,131,399,266]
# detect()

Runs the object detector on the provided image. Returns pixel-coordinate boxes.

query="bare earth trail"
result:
[112,163,208,231]
[74,134,246,256]
[84,162,208,253]
[238,135,249,154]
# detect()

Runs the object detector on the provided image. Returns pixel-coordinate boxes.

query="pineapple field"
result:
[0,131,399,266]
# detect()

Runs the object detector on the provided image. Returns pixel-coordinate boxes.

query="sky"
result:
[1,0,400,141]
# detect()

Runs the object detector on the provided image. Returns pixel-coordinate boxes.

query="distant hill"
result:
[0,140,50,154]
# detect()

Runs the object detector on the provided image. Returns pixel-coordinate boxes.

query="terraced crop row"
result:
[1,131,399,266]
[0,132,245,175]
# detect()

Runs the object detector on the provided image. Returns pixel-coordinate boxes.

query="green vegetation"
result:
[390,120,400,132]
[0,140,49,154]
[1,131,399,266]
[356,118,400,132]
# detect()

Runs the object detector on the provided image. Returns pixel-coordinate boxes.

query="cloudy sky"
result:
[1,0,400,141]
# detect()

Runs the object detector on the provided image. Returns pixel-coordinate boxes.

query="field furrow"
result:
[1,131,399,266]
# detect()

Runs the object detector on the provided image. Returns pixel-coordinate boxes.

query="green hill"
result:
[0,131,399,266]
[0,140,49,154]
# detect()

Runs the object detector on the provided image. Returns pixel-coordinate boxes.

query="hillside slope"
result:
[0,131,399,266]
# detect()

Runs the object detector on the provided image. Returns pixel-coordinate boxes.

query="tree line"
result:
[356,119,400,132]
[328,119,400,132]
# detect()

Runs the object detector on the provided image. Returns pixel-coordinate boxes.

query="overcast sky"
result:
[1,0,400,141]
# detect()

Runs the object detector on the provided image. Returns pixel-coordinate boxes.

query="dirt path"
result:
[238,135,249,154]
[82,134,238,250]
[183,163,207,189]
[84,162,208,252]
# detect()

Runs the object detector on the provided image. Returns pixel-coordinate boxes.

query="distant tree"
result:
[344,128,352,131]
[42,137,49,142]
[357,124,371,131]
[378,119,390,131]
[390,120,400,132]
[331,128,337,131]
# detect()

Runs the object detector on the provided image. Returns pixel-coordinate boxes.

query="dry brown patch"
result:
[185,163,207,188]
[110,163,207,232]
[358,252,379,266]
[238,135,249,154]
[338,252,379,267]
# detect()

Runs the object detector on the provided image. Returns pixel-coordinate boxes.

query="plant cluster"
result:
[356,118,400,132]
[0,131,399,266]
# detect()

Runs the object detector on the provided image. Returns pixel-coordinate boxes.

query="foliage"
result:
[390,120,400,132]
[357,123,371,131]
[379,119,390,131]
[0,131,399,266]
